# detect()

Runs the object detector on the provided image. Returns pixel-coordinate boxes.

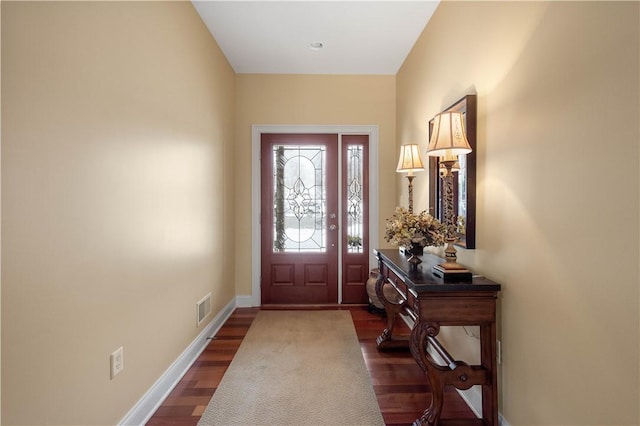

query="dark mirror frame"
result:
[428,94,477,249]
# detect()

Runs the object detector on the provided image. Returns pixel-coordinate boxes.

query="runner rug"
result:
[197,310,384,426]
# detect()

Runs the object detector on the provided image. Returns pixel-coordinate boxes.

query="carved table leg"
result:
[410,320,448,426]
[374,272,409,350]
[411,319,492,425]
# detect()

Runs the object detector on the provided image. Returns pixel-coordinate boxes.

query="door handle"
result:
[329,224,337,231]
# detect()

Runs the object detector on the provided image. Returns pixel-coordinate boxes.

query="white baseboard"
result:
[235,294,255,308]
[118,298,237,426]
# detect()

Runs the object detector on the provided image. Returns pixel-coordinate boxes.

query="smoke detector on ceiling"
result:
[309,41,324,50]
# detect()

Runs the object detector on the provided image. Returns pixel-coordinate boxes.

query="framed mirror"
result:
[428,94,477,249]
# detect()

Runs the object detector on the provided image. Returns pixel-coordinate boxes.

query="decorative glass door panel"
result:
[273,145,327,253]
[346,144,364,254]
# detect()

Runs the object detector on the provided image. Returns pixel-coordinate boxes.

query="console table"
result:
[374,249,501,426]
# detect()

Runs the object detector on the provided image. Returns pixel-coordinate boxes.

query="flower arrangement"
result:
[384,207,447,249]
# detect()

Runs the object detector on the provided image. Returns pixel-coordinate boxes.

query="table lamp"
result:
[426,111,472,281]
[396,144,424,213]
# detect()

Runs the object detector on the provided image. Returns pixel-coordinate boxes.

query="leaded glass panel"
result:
[272,145,326,253]
[346,144,364,253]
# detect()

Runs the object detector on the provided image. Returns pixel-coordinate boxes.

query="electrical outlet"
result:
[110,346,124,379]
[497,340,502,365]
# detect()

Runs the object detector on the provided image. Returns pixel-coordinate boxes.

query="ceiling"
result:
[191,1,440,75]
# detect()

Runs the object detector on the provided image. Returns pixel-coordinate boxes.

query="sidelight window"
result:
[346,144,364,253]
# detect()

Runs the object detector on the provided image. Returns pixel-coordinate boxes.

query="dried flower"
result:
[384,207,446,249]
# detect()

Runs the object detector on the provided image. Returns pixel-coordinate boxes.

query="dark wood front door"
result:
[260,134,339,304]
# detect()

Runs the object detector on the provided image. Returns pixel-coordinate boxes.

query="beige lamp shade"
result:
[427,111,472,157]
[396,144,425,174]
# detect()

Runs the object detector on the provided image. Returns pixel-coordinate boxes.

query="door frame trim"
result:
[251,125,379,306]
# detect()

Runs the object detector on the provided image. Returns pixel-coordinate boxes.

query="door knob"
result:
[329,224,337,230]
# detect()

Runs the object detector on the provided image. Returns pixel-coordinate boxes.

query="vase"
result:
[402,242,424,257]
[407,243,424,269]
[409,242,424,256]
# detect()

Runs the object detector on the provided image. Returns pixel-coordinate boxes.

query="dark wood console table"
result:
[374,249,501,426]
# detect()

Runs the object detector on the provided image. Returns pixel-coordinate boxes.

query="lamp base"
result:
[432,263,473,283]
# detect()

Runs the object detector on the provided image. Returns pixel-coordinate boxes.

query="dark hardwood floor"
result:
[146,306,476,426]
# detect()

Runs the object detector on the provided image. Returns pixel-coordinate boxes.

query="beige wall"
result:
[234,74,396,296]
[397,1,639,424]
[1,2,236,424]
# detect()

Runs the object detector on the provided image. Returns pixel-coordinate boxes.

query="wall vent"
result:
[196,293,212,326]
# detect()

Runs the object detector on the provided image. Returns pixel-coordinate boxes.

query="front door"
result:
[261,134,339,304]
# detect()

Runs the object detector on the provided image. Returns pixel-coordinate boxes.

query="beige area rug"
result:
[197,310,385,426]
